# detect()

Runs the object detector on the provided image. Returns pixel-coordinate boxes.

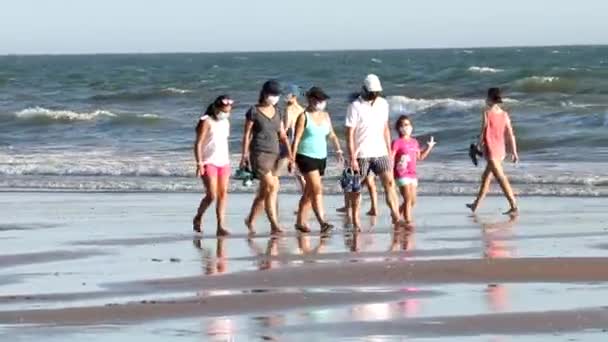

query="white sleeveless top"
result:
[200,115,230,166]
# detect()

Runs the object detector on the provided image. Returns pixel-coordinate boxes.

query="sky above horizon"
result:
[1,0,607,54]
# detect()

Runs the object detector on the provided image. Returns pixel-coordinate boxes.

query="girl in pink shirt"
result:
[391,115,436,224]
[467,88,519,215]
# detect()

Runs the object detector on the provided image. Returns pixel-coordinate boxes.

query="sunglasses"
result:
[221,99,234,106]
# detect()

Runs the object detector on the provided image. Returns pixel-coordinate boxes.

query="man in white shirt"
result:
[345,74,400,229]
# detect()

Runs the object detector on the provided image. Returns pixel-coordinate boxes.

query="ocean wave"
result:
[15,107,117,121]
[1,153,607,191]
[8,107,163,124]
[162,87,192,94]
[468,66,504,73]
[91,87,194,102]
[388,96,518,113]
[514,76,576,93]
[371,58,383,64]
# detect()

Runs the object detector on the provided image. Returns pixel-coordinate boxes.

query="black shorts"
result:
[296,154,327,176]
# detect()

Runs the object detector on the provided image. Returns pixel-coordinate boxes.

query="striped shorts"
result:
[357,156,391,178]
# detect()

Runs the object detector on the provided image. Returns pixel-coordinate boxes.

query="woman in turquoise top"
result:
[292,87,343,233]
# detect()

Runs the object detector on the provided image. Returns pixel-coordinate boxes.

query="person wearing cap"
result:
[291,86,343,234]
[345,74,401,229]
[276,84,306,193]
[241,80,294,235]
[193,95,234,237]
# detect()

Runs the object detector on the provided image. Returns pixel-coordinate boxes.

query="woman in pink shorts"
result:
[391,115,436,224]
[193,95,233,236]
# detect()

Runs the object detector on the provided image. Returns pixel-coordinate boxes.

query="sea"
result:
[1,46,608,196]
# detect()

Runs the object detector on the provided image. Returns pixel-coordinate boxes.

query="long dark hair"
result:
[487,87,503,106]
[203,95,232,121]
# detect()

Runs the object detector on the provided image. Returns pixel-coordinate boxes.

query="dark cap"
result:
[305,86,330,101]
[262,80,282,96]
[487,87,503,104]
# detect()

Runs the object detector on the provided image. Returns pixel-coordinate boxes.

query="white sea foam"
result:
[388,96,518,113]
[371,58,383,64]
[468,66,504,73]
[15,107,117,121]
[11,107,163,123]
[1,156,606,197]
[528,76,560,83]
[162,87,192,94]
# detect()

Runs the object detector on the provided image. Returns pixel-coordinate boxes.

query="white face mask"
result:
[399,126,413,136]
[217,112,230,120]
[315,101,327,112]
[267,95,280,106]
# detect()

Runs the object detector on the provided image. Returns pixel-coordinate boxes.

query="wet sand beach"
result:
[1,192,608,341]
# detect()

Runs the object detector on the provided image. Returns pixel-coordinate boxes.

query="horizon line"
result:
[1,43,607,57]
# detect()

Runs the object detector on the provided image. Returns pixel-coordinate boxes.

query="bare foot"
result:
[193,215,202,233]
[271,224,285,235]
[216,227,231,237]
[503,207,519,216]
[366,209,377,216]
[320,221,334,234]
[245,218,256,236]
[295,224,311,234]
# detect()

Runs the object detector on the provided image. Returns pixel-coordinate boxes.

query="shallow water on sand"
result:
[1,193,608,341]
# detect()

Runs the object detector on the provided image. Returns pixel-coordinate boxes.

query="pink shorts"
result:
[204,164,231,178]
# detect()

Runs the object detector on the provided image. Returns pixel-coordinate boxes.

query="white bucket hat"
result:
[363,74,383,92]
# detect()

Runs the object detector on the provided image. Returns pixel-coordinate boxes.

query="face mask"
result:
[217,112,230,120]
[315,101,327,111]
[267,95,280,106]
[399,126,413,136]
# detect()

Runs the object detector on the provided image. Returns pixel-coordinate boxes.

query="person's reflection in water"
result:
[247,236,282,270]
[193,237,227,275]
[297,234,330,256]
[192,237,235,341]
[475,214,518,313]
[390,228,415,252]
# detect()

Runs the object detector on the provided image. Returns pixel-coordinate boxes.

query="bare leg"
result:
[349,192,362,231]
[366,176,378,216]
[245,185,265,234]
[295,180,312,232]
[404,184,416,224]
[488,160,518,213]
[215,172,230,236]
[193,175,217,233]
[398,186,408,221]
[305,171,332,232]
[379,171,401,224]
[262,173,283,234]
[468,163,494,213]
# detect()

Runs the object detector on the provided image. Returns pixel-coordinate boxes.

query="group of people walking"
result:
[193,74,520,237]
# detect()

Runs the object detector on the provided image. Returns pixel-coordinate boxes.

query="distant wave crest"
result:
[468,66,504,73]
[10,107,162,124]
[388,96,518,113]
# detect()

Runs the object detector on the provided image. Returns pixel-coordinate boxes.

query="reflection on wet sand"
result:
[193,238,235,341]
[476,215,518,313]
[390,228,416,252]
